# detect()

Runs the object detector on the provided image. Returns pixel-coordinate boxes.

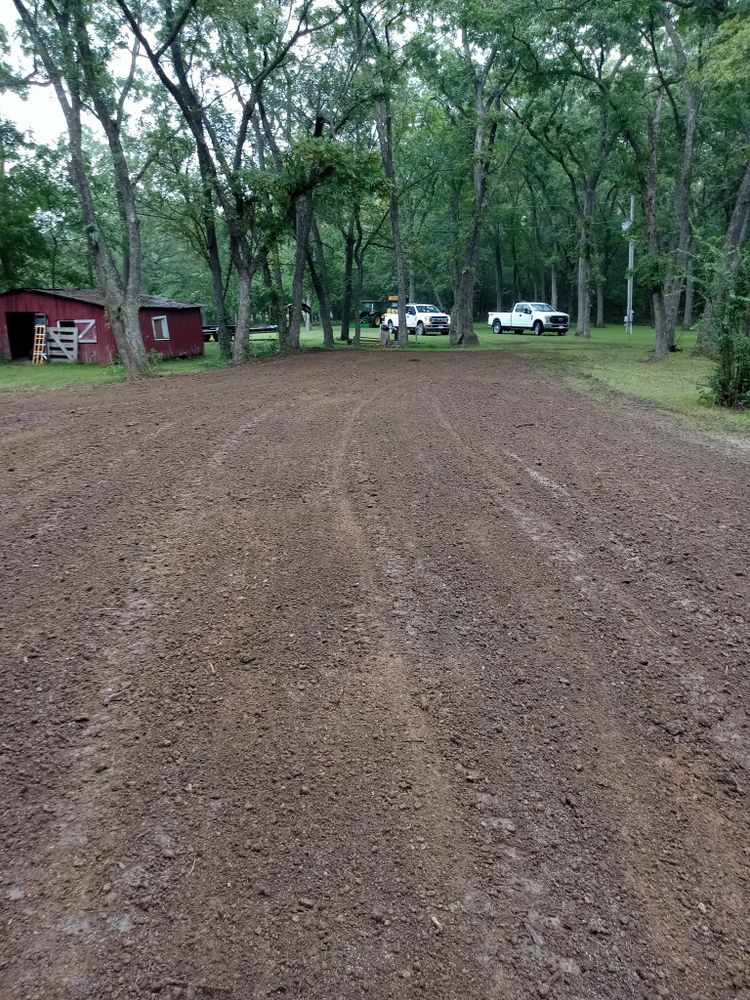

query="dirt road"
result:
[1,351,748,1000]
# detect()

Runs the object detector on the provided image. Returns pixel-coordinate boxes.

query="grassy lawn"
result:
[488,326,750,435]
[0,345,227,392]
[2,323,748,436]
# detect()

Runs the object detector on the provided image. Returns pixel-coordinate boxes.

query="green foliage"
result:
[701,1,750,87]
[0,24,11,89]
[0,132,93,291]
[102,359,126,382]
[282,138,382,204]
[3,0,749,361]
[703,332,750,409]
[694,231,750,348]
[146,348,165,372]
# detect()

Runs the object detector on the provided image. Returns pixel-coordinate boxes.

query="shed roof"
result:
[1,288,201,310]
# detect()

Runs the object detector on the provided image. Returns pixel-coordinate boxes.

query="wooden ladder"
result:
[32,324,47,365]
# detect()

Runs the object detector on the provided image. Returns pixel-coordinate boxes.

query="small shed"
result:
[0,288,204,364]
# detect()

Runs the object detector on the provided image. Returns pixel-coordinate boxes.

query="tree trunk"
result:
[50,234,58,288]
[232,260,253,363]
[354,255,364,347]
[663,274,682,347]
[644,90,667,357]
[14,0,150,378]
[575,254,591,338]
[115,4,263,368]
[511,226,520,302]
[450,48,500,348]
[698,159,750,351]
[353,208,364,347]
[653,288,669,360]
[261,247,288,339]
[309,217,333,348]
[596,281,605,328]
[204,210,232,358]
[663,91,699,349]
[575,183,596,338]
[550,267,558,309]
[340,216,355,342]
[105,292,148,376]
[376,99,408,348]
[682,260,694,329]
[193,146,232,358]
[493,232,503,310]
[283,195,313,351]
[309,262,333,347]
[451,218,481,346]
[661,14,700,353]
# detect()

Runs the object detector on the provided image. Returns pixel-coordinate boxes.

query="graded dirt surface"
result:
[1,350,748,1000]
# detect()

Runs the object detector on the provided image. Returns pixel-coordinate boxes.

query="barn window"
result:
[152,315,170,341]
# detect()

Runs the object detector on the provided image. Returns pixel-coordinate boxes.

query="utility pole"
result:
[623,195,635,335]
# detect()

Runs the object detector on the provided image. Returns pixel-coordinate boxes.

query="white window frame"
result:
[75,318,97,343]
[152,315,170,341]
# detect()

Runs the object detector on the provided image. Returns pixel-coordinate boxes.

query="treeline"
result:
[1,0,748,376]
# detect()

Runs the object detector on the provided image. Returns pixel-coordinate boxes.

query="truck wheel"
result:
[492,319,502,334]
[416,321,425,337]
[533,321,544,336]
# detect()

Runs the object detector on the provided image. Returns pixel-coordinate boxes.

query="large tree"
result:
[12,0,150,376]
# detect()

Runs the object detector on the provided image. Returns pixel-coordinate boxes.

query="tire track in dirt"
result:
[420,377,749,999]
[312,362,746,998]
[324,384,517,997]
[0,392,291,999]
[30,378,476,988]
[325,378,604,998]
[132,372,517,999]
[336,389,628,998]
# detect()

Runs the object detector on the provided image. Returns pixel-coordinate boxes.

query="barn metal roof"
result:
[2,288,201,310]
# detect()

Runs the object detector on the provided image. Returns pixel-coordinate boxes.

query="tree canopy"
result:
[1,0,748,372]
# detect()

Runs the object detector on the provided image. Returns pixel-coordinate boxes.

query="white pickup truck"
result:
[383,302,451,336]
[487,302,569,336]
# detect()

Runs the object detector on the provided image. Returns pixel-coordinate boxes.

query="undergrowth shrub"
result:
[702,331,750,408]
[103,359,125,381]
[147,349,165,372]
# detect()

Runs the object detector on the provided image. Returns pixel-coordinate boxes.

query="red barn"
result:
[0,288,204,364]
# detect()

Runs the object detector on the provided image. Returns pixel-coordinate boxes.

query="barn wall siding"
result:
[0,291,203,364]
[0,290,112,363]
[139,308,204,359]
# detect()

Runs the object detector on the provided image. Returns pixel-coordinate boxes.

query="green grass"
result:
[473,324,750,435]
[2,324,748,437]
[0,358,120,391]
[0,341,233,392]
